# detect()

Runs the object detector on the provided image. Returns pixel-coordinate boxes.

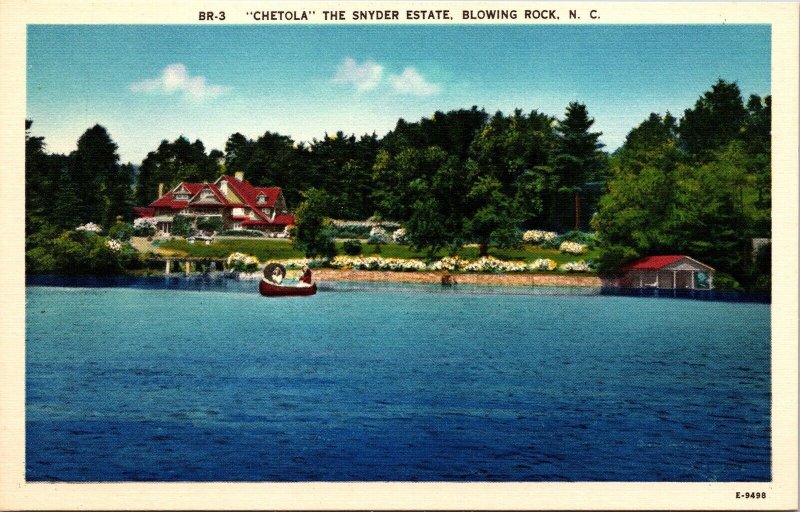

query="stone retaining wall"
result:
[312,269,601,288]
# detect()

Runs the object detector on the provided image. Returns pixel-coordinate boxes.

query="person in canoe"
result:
[298,264,313,287]
[259,262,317,296]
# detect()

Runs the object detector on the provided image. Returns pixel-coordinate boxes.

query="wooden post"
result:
[165,259,171,274]
[672,270,676,289]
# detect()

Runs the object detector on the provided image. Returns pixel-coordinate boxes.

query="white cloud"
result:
[332,58,384,92]
[389,67,441,96]
[130,63,230,101]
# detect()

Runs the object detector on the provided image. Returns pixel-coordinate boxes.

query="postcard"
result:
[0,1,797,510]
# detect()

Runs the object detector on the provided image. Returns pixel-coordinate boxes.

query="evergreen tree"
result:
[553,102,605,230]
[678,79,748,159]
[71,124,121,225]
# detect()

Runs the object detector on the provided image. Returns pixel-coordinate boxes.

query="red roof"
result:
[273,214,295,225]
[140,175,290,225]
[149,183,205,209]
[622,255,687,271]
[133,207,154,218]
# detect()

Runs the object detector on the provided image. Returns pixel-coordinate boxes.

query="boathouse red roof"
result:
[622,255,687,271]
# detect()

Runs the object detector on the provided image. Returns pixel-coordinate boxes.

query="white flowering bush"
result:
[463,256,527,273]
[522,230,558,244]
[105,239,122,252]
[560,260,592,272]
[226,252,260,272]
[331,255,427,272]
[528,258,558,271]
[280,258,328,269]
[133,217,157,229]
[368,226,389,244]
[428,256,464,272]
[559,241,588,255]
[392,228,408,244]
[76,222,102,233]
[132,217,157,236]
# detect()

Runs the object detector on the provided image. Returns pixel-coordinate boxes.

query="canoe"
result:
[259,279,317,297]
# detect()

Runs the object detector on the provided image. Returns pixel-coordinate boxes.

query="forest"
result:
[25,79,771,290]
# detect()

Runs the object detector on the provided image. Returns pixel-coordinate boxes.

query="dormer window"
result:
[256,193,267,204]
[200,190,215,199]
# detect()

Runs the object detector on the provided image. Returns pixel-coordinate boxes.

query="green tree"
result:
[467,109,557,228]
[71,124,121,225]
[404,151,469,257]
[135,136,222,204]
[464,174,522,256]
[293,189,337,258]
[553,103,605,230]
[678,79,748,159]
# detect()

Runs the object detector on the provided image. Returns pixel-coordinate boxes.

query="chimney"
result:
[158,183,164,198]
[234,171,244,181]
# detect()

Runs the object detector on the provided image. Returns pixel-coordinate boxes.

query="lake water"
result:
[26,279,771,481]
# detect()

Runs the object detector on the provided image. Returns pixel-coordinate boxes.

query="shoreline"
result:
[309,269,602,288]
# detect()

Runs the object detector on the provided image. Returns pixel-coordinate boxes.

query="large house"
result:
[134,172,294,234]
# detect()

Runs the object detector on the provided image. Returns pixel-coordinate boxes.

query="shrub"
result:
[528,258,558,271]
[220,229,263,237]
[133,217,157,236]
[26,246,56,273]
[522,230,557,244]
[75,222,102,233]
[343,240,363,255]
[712,272,743,291]
[392,228,408,244]
[226,252,260,272]
[26,230,141,275]
[559,230,597,247]
[559,241,588,255]
[196,216,224,233]
[108,222,134,241]
[171,215,193,237]
[560,260,592,272]
[330,225,372,239]
[368,226,389,244]
[595,244,639,276]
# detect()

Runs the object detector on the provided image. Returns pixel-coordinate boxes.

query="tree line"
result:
[25,79,771,288]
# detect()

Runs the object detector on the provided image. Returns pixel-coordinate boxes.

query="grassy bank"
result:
[157,238,598,264]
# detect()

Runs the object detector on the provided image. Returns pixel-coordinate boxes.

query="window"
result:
[175,193,189,201]
[232,207,245,216]
[201,190,215,199]
[257,194,267,203]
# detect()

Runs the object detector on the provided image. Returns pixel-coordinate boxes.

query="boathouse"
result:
[620,255,715,289]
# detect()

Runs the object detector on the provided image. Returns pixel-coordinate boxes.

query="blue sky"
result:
[27,25,770,164]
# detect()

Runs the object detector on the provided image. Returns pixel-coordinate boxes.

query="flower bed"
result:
[268,254,592,274]
[559,241,588,255]
[226,252,260,272]
[522,230,557,244]
[560,260,591,272]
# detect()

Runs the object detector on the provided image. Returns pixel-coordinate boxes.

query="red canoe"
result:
[259,279,317,297]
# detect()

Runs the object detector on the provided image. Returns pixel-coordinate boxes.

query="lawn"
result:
[157,238,598,264]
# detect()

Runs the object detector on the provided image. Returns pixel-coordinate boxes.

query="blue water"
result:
[26,280,771,481]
